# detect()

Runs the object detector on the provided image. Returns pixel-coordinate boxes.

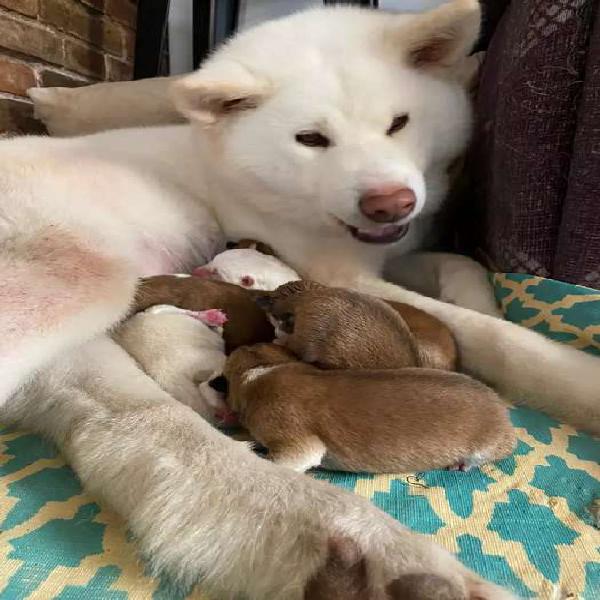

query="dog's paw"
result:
[303,534,513,600]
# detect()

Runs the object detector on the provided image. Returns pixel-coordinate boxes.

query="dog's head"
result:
[172,0,479,246]
[193,248,300,291]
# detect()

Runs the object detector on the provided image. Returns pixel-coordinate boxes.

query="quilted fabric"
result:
[466,0,600,288]
[1,274,599,599]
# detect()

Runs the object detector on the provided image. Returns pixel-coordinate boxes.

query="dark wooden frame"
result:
[134,0,171,80]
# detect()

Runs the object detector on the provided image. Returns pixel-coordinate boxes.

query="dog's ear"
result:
[396,0,481,72]
[170,61,271,125]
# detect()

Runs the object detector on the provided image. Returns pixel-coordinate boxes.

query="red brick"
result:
[0,11,63,65]
[105,55,132,81]
[41,0,124,57]
[63,37,106,78]
[0,56,36,96]
[122,25,135,61]
[105,0,136,29]
[79,0,105,11]
[0,0,38,17]
[38,67,90,87]
[0,95,46,134]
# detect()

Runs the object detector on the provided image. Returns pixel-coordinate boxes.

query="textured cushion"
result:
[465,0,600,288]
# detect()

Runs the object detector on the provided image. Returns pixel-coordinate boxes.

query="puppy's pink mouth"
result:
[215,407,240,427]
[336,218,410,244]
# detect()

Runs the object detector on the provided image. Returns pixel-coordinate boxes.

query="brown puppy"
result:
[386,300,458,371]
[304,537,466,600]
[258,281,457,371]
[221,344,515,473]
[131,275,273,352]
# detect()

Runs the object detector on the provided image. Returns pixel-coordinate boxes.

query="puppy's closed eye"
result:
[208,375,229,395]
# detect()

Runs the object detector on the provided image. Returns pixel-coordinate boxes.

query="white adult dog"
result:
[1,1,597,598]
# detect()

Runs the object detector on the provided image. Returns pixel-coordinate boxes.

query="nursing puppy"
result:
[221,344,515,473]
[114,305,227,421]
[192,246,300,291]
[132,275,274,352]
[259,281,457,371]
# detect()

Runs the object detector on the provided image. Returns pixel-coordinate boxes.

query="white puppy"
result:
[193,247,300,291]
[113,305,227,421]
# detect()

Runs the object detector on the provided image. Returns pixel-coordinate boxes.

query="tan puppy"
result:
[221,344,515,473]
[258,281,457,371]
[131,275,273,352]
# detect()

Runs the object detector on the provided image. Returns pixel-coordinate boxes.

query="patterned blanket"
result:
[1,274,599,599]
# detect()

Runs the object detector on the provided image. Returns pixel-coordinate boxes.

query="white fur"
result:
[198,377,228,412]
[270,437,328,473]
[201,247,300,290]
[242,365,284,386]
[113,306,226,421]
[0,1,588,597]
[385,251,503,317]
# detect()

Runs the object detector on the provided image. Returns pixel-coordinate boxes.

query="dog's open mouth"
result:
[336,219,410,244]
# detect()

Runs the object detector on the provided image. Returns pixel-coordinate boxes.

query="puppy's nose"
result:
[359,186,416,223]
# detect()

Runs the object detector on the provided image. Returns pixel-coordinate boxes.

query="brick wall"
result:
[0,0,137,134]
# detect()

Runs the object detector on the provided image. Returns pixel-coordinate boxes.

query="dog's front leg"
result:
[2,335,513,600]
[307,269,599,435]
[384,252,502,317]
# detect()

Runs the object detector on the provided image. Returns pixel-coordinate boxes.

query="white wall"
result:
[239,1,447,28]
[379,0,446,10]
[168,0,448,74]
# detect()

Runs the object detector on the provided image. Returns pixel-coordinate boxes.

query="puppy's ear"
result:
[387,0,480,72]
[255,294,274,311]
[170,61,272,125]
[208,375,229,395]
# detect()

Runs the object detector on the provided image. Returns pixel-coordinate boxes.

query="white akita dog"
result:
[0,1,596,598]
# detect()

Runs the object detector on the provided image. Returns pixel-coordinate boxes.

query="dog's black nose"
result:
[208,375,228,394]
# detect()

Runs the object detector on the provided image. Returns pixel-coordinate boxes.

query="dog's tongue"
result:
[357,224,400,238]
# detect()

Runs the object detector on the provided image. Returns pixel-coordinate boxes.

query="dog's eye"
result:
[387,114,409,136]
[295,131,331,148]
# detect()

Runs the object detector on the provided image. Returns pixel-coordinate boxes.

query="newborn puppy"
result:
[258,281,456,370]
[386,300,458,371]
[131,275,273,352]
[220,344,515,473]
[114,305,228,422]
[192,247,300,291]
